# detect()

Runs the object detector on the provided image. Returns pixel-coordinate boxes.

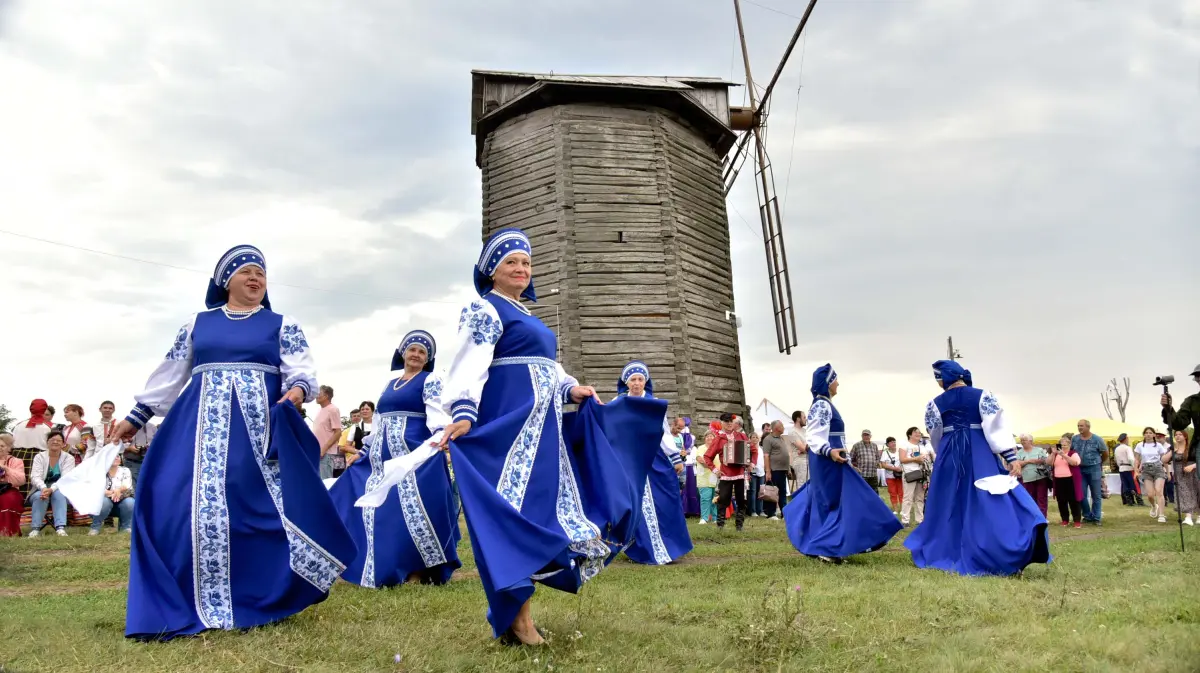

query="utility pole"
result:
[947,337,962,361]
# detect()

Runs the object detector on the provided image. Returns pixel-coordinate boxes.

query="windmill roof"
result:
[471,69,741,89]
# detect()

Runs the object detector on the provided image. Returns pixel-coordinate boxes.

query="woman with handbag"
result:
[899,427,929,526]
[1050,434,1085,527]
[1013,434,1050,516]
[879,437,904,515]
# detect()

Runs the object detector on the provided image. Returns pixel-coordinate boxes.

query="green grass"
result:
[2,503,1199,673]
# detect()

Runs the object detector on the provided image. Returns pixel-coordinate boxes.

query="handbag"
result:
[758,484,779,503]
[904,470,925,484]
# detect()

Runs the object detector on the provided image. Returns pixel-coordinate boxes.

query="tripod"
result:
[1163,384,1186,553]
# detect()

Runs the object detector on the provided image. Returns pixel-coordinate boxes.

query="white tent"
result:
[751,398,793,434]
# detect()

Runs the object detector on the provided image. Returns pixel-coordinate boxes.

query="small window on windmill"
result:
[617,231,624,243]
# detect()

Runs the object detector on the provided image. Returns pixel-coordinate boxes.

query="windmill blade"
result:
[722,130,753,195]
[749,123,798,354]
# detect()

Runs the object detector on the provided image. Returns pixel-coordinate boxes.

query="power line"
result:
[0,228,459,305]
[780,32,808,218]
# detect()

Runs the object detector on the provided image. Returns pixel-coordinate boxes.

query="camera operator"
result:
[1160,364,1200,461]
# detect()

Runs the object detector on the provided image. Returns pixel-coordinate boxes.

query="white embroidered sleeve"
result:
[806,399,833,458]
[126,315,198,429]
[442,299,502,424]
[422,374,451,437]
[279,315,317,403]
[555,363,579,404]
[660,417,683,466]
[924,399,943,450]
[979,390,1018,463]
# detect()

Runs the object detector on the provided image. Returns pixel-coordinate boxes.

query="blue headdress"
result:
[932,360,973,388]
[810,363,837,398]
[474,228,536,302]
[618,360,653,396]
[392,330,436,372]
[205,245,271,310]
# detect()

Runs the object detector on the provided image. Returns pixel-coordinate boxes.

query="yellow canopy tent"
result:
[1026,419,1150,446]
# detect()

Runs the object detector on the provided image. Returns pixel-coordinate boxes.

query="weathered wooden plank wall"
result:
[480,102,748,430]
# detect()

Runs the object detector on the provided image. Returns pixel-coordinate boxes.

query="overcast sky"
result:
[2,0,1198,438]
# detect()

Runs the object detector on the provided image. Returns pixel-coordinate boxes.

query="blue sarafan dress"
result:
[904,361,1050,576]
[123,245,355,640]
[402,226,662,637]
[327,333,461,588]
[784,365,902,559]
[613,361,693,566]
[443,290,662,636]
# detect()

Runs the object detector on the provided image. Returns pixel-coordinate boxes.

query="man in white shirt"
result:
[93,400,119,450]
[1113,432,1142,507]
[787,410,808,493]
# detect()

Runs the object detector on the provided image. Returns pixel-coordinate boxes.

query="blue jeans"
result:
[28,489,67,531]
[319,453,334,480]
[91,497,135,532]
[1080,464,1104,521]
[748,474,765,515]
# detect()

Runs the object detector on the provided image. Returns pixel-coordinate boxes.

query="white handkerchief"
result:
[56,443,124,516]
[354,442,442,508]
[973,474,1019,495]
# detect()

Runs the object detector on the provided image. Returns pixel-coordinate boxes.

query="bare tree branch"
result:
[1102,377,1131,422]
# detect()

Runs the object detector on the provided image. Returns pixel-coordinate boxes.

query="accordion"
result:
[721,437,748,467]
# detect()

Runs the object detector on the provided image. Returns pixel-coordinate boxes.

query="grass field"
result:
[2,502,1199,673]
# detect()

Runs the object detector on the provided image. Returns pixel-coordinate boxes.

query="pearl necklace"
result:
[222,305,263,321]
[392,373,419,391]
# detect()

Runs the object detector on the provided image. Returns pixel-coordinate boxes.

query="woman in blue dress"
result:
[904,360,1050,576]
[328,331,461,587]
[784,364,902,564]
[107,245,356,641]
[613,361,693,565]
[365,228,664,646]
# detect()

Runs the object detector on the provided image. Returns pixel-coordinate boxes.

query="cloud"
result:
[1,0,1197,440]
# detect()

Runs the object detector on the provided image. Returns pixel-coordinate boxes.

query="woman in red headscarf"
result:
[10,399,52,501]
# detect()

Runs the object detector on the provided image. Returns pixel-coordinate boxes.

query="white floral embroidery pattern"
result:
[638,480,671,565]
[232,371,345,592]
[166,326,191,361]
[460,303,502,346]
[388,416,448,570]
[279,323,309,356]
[808,400,832,428]
[423,377,443,401]
[980,391,1001,416]
[552,379,609,583]
[359,416,391,588]
[192,370,235,630]
[925,401,942,434]
[495,362,553,510]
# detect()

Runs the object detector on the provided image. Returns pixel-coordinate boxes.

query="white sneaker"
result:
[770,515,781,520]
[1151,508,1158,518]
[55,528,68,537]
[28,529,40,538]
[1158,516,1167,523]
[697,519,707,525]
[1185,516,1195,526]
[88,529,100,536]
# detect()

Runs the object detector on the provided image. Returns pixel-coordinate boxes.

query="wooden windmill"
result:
[468,0,819,429]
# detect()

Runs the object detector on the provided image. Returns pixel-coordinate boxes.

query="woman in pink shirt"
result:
[0,433,27,536]
[1050,433,1084,528]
